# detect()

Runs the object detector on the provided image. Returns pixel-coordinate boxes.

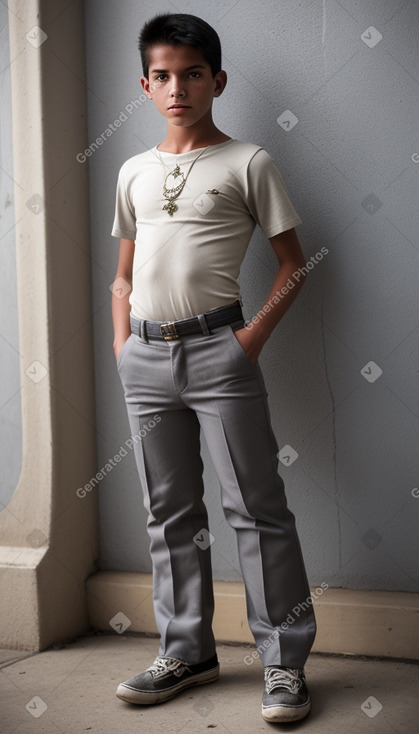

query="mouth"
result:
[168,104,191,110]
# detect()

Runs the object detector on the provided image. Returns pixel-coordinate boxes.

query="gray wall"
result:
[84,0,419,591]
[0,3,22,509]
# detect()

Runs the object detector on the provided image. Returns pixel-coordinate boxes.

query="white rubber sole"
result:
[116,665,220,705]
[262,699,311,723]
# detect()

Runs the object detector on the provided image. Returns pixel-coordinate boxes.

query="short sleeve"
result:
[245,148,302,238]
[111,164,137,240]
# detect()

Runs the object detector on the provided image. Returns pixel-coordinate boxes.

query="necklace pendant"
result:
[159,144,211,218]
[163,200,178,216]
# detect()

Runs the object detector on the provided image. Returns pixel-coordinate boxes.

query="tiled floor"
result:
[1,634,418,733]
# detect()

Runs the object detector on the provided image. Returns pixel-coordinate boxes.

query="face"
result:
[141,44,227,128]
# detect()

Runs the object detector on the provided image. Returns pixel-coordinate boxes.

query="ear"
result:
[140,76,153,99]
[213,70,227,98]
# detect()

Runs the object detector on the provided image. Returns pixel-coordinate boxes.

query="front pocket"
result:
[116,334,132,370]
[227,324,255,366]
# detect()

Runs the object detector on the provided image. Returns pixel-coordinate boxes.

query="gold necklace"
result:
[159,146,211,216]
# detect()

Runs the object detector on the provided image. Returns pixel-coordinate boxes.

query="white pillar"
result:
[0,0,98,650]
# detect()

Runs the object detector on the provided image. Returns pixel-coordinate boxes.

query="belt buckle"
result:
[160,322,179,340]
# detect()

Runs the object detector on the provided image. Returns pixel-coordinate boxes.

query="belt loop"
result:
[197,313,211,336]
[140,319,149,343]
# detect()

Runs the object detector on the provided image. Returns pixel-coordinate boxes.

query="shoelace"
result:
[264,667,303,695]
[147,656,192,679]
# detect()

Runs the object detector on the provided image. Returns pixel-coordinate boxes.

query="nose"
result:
[170,77,186,98]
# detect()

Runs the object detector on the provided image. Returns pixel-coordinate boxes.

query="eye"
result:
[156,74,168,81]
[189,71,201,78]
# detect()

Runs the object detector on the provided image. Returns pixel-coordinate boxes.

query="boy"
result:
[111,13,316,724]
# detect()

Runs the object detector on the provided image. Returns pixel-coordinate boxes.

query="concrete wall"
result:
[0,0,22,508]
[84,0,419,592]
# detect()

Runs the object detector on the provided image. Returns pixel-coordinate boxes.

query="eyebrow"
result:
[150,64,206,75]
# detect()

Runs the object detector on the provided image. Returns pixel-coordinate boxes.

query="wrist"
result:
[246,317,273,343]
[113,332,130,350]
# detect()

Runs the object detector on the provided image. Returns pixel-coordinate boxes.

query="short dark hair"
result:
[139,13,222,79]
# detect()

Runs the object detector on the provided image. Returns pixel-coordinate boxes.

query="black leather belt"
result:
[130,301,244,341]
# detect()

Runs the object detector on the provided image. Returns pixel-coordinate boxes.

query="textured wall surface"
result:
[84,0,419,591]
[0,3,22,508]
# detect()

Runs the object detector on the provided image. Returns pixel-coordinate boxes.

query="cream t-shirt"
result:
[111,139,302,321]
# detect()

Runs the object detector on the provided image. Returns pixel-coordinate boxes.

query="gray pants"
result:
[117,316,316,668]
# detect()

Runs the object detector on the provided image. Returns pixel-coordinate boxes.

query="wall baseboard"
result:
[87,572,419,660]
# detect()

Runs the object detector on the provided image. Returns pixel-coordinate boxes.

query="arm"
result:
[112,238,135,361]
[234,227,307,364]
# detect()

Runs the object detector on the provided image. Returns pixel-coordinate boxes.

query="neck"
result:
[158,116,230,154]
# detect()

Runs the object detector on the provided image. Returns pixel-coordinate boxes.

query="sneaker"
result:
[116,654,219,705]
[261,666,311,723]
